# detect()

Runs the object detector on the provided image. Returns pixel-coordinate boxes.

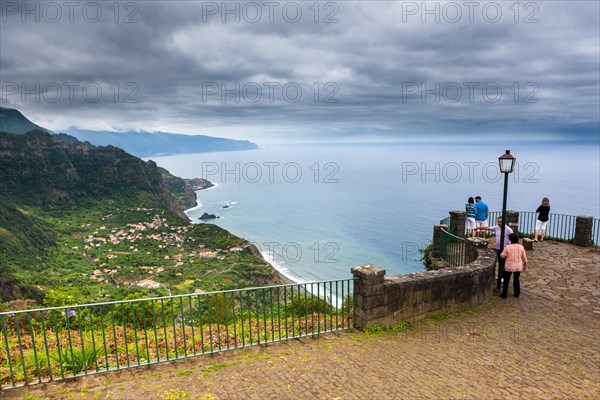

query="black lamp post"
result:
[497,150,516,290]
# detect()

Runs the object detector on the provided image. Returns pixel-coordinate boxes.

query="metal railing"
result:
[439,228,467,267]
[438,210,600,267]
[1,279,355,389]
[487,211,599,243]
[439,216,451,227]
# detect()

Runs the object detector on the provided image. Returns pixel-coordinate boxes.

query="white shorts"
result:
[466,217,476,230]
[535,220,548,231]
[476,220,488,228]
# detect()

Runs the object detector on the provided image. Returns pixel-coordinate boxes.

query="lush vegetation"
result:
[419,243,437,271]
[1,197,279,304]
[0,285,354,387]
[0,125,351,390]
[0,130,280,304]
[0,130,172,208]
[0,199,56,301]
[159,167,213,211]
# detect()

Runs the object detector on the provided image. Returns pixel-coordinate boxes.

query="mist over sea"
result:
[150,143,600,283]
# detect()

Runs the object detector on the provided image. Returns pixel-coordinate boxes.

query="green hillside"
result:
[0,130,172,208]
[0,199,55,301]
[0,131,280,304]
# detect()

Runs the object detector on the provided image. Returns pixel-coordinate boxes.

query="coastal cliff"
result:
[159,167,214,212]
[0,130,281,303]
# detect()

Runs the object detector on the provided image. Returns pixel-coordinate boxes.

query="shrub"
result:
[50,345,100,374]
[288,294,331,318]
[419,242,437,271]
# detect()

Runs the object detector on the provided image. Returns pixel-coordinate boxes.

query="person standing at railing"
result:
[474,196,489,238]
[534,197,551,242]
[465,197,478,238]
[499,233,528,298]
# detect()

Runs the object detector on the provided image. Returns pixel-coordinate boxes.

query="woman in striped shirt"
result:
[465,197,477,238]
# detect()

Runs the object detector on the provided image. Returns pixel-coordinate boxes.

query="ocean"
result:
[150,142,600,283]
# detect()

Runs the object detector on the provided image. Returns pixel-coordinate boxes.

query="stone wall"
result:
[351,243,496,330]
[351,211,596,331]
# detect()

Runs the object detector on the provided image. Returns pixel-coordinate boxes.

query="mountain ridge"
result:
[0,129,189,218]
[66,128,259,158]
[0,129,280,302]
[0,107,259,157]
[0,107,51,134]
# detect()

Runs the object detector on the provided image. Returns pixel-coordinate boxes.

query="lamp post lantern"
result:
[497,150,516,290]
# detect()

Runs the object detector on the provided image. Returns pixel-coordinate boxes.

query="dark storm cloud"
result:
[1,0,598,142]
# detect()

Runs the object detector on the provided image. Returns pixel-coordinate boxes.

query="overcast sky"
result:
[1,1,598,143]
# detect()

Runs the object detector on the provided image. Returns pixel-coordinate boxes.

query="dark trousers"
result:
[501,270,521,298]
[496,249,506,288]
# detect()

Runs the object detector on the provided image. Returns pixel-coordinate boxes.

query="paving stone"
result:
[4,242,599,400]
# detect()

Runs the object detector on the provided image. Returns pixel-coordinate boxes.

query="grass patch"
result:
[201,360,239,377]
[175,368,194,378]
[21,393,43,400]
[430,312,451,321]
[161,389,191,400]
[455,305,482,317]
[243,351,272,361]
[361,306,482,337]
[363,320,416,336]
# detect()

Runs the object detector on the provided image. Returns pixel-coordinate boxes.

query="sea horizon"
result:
[152,142,600,284]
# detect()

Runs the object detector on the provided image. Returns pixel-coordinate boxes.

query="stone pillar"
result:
[432,224,447,258]
[465,237,489,264]
[351,265,386,331]
[574,216,593,247]
[505,210,519,225]
[449,210,466,238]
[506,210,519,234]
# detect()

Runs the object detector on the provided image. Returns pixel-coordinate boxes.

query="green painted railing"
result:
[439,228,467,267]
[1,279,355,390]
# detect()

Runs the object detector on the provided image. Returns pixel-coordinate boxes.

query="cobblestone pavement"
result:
[3,242,599,400]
